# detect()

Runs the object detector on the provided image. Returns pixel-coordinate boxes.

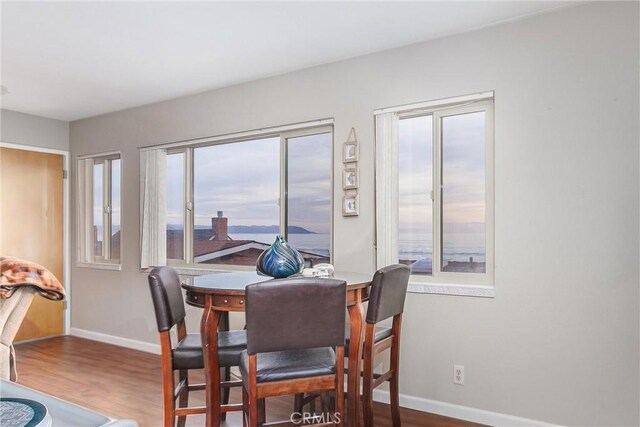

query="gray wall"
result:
[1,109,69,151]
[69,3,639,425]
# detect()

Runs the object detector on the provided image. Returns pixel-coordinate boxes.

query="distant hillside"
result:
[172,224,316,234]
[228,225,315,234]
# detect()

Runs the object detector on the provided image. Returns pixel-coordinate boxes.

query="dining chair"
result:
[148,267,247,427]
[240,278,346,427]
[345,264,410,427]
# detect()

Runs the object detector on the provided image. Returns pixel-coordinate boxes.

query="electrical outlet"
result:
[454,365,464,385]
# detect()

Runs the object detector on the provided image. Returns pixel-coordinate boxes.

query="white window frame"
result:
[76,151,122,270]
[163,124,334,272]
[375,92,495,297]
[164,147,190,263]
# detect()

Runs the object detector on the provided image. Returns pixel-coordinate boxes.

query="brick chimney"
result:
[211,211,228,241]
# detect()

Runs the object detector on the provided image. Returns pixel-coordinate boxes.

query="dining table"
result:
[182,270,372,427]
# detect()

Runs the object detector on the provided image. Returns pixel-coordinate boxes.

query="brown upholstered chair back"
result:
[148,267,186,332]
[366,264,411,324]
[245,278,346,354]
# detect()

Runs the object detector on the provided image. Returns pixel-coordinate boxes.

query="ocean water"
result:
[228,233,331,257]
[229,232,485,263]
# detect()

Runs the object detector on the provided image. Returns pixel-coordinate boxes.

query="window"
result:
[77,152,121,268]
[166,151,185,260]
[376,93,494,289]
[285,132,332,262]
[154,125,332,270]
[192,137,280,265]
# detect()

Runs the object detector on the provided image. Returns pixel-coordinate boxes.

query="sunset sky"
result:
[157,114,485,252]
[165,132,332,234]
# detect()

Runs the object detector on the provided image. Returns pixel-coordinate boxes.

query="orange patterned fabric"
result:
[0,257,64,301]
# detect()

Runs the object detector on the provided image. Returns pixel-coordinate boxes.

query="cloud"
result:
[191,137,280,226]
[398,111,487,244]
[163,133,333,233]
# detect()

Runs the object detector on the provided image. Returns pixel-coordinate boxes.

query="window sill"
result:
[408,282,495,298]
[77,262,122,271]
[152,264,255,277]
[147,265,495,297]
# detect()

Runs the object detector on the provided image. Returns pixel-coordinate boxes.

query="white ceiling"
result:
[1,1,570,121]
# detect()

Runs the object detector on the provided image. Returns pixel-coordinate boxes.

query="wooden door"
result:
[0,147,64,341]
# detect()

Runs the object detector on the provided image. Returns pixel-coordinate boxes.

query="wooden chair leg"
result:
[220,366,231,421]
[389,361,402,427]
[362,326,375,427]
[162,367,176,427]
[336,390,344,426]
[248,355,259,427]
[258,398,266,424]
[219,311,230,423]
[249,396,258,427]
[176,370,188,427]
[294,393,304,417]
[242,386,249,427]
[320,392,329,414]
[390,316,403,427]
[336,346,345,426]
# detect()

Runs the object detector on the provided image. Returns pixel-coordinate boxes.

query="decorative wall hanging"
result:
[343,128,358,163]
[343,192,359,217]
[343,167,359,190]
[342,127,360,217]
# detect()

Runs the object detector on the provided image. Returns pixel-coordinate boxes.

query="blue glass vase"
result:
[256,235,305,278]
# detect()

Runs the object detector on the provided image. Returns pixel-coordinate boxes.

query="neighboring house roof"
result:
[193,239,328,264]
[165,228,329,265]
[111,229,328,265]
[193,240,269,263]
[166,228,213,241]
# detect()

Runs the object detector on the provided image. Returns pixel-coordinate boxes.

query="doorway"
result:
[0,145,68,341]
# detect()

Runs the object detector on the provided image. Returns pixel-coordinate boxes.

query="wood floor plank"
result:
[14,336,484,427]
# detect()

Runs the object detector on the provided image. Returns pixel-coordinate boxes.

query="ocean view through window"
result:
[441,111,486,273]
[377,93,494,287]
[286,132,332,260]
[164,125,333,269]
[398,110,488,275]
[398,115,433,274]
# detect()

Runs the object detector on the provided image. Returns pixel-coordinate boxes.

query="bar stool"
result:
[345,264,410,427]
[148,267,246,427]
[240,278,346,427]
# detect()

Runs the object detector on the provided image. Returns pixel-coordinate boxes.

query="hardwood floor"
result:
[14,336,484,427]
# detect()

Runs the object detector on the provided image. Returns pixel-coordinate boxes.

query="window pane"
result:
[286,132,331,266]
[398,115,433,275]
[93,162,103,257]
[193,138,279,266]
[110,159,121,260]
[441,111,486,273]
[166,153,185,260]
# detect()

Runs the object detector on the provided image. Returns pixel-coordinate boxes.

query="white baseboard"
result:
[68,328,558,426]
[69,328,160,355]
[373,389,561,427]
